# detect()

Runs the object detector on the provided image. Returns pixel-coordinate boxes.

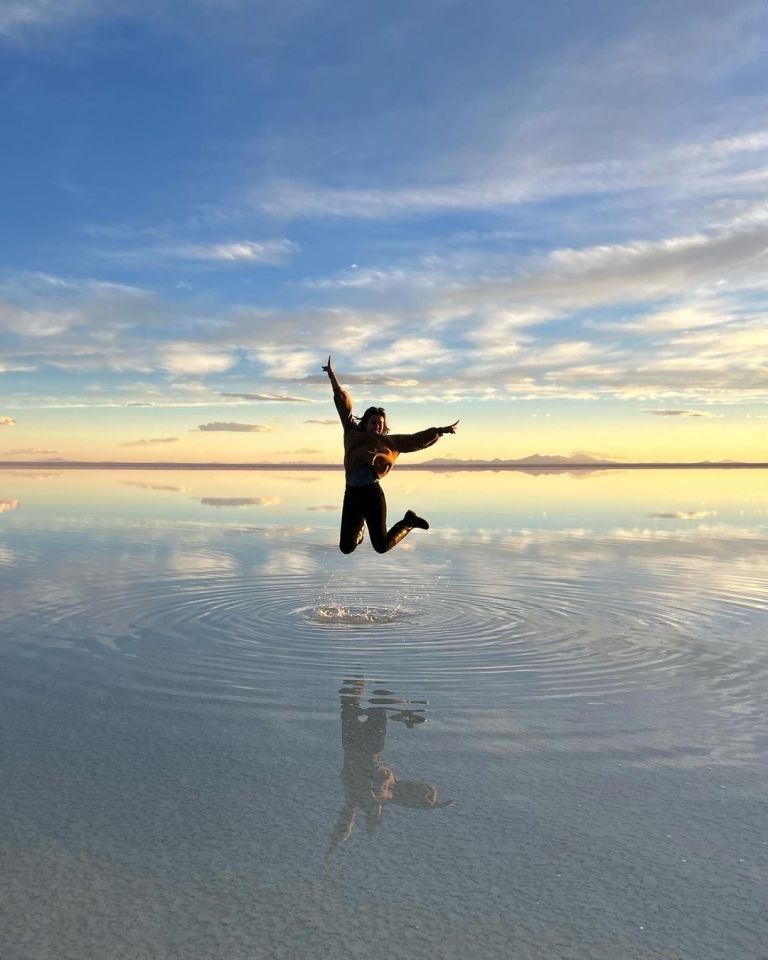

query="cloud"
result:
[305,418,337,425]
[305,266,414,290]
[0,362,37,373]
[2,3,767,434]
[303,373,420,387]
[0,499,20,513]
[256,167,624,220]
[1,0,319,46]
[10,272,149,297]
[160,343,235,375]
[3,447,61,454]
[250,4,767,223]
[3,124,768,410]
[82,223,162,241]
[307,504,338,512]
[0,305,80,338]
[0,0,96,36]
[119,437,180,447]
[254,123,768,223]
[220,392,309,402]
[199,497,280,507]
[2,276,393,384]
[447,215,768,321]
[645,409,722,418]
[351,339,451,372]
[276,448,320,455]
[0,272,184,376]
[648,511,717,520]
[590,302,739,334]
[125,239,298,265]
[0,416,16,426]
[250,347,317,380]
[122,481,187,492]
[7,471,62,478]
[197,421,271,432]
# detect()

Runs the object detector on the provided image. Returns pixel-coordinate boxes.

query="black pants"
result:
[339,483,412,554]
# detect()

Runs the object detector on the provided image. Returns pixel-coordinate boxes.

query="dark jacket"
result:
[334,387,440,480]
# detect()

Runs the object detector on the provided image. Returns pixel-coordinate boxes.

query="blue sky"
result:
[2,0,768,462]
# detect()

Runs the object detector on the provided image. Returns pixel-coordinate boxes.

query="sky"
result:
[1,0,768,464]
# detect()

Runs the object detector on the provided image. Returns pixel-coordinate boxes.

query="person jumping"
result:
[323,355,458,554]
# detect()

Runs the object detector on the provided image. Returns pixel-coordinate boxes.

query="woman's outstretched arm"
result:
[437,420,459,436]
[323,355,354,430]
[388,419,460,453]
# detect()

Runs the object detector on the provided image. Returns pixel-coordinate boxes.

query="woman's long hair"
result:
[356,406,390,434]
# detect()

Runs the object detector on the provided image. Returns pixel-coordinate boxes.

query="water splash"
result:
[308,601,411,626]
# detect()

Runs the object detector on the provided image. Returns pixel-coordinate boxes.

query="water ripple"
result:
[2,533,767,710]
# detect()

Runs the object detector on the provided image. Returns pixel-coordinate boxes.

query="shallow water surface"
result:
[1,469,767,959]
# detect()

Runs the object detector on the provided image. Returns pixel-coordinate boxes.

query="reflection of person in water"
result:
[328,677,453,853]
[323,356,458,554]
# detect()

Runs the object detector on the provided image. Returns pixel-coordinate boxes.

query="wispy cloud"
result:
[3,447,61,454]
[304,265,414,291]
[443,214,768,323]
[7,471,62,478]
[0,0,96,37]
[276,448,320,455]
[648,511,717,520]
[119,437,180,447]
[3,272,149,298]
[302,373,420,388]
[122,481,187,492]
[160,343,235,376]
[199,496,280,507]
[197,421,271,432]
[257,177,552,221]
[0,416,16,426]
[117,239,298,266]
[255,124,768,222]
[0,362,37,372]
[646,409,723,418]
[0,305,80,338]
[250,348,317,380]
[220,391,309,402]
[0,499,20,512]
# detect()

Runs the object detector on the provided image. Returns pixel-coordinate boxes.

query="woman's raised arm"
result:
[323,355,354,429]
[322,355,343,395]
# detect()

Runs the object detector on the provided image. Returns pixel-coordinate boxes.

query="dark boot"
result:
[404,509,429,530]
[374,511,429,553]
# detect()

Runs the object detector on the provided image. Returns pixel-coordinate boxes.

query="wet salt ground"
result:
[1,470,768,959]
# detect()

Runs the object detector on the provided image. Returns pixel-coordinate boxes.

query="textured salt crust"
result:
[2,665,767,960]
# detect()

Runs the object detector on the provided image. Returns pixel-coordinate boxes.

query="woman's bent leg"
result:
[339,488,365,554]
[364,484,417,554]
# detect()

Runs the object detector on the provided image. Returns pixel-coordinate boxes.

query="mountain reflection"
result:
[328,675,453,853]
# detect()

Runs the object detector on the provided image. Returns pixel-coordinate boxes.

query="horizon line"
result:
[2,460,768,471]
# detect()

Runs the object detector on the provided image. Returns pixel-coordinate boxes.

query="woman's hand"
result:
[439,420,459,435]
[322,355,334,376]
